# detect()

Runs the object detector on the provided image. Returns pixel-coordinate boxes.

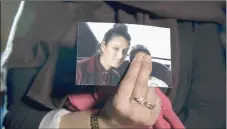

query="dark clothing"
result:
[2,68,50,129]
[174,22,226,128]
[2,1,226,129]
[3,105,47,129]
[76,54,120,86]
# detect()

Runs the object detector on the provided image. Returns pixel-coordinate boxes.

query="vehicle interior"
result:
[0,1,226,129]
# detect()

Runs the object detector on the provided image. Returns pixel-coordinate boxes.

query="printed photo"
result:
[76,22,172,88]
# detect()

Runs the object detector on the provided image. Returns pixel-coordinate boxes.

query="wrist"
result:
[98,109,123,128]
[98,110,147,129]
[99,116,122,128]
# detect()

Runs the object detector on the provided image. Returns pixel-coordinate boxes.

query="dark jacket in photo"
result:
[76,54,120,86]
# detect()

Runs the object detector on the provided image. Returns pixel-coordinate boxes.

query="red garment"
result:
[76,54,120,86]
[68,88,185,129]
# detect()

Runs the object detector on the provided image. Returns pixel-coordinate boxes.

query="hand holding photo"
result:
[76,22,172,88]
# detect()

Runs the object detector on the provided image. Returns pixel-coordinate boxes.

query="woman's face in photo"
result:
[101,36,129,68]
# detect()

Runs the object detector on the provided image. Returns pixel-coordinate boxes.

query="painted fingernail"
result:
[143,55,151,63]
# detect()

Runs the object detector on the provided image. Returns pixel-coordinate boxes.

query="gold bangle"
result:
[90,109,101,129]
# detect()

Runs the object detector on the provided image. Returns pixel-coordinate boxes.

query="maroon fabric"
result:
[76,54,120,86]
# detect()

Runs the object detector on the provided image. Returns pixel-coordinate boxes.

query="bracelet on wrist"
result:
[90,109,101,129]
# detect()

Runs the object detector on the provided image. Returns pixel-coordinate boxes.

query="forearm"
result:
[59,110,120,128]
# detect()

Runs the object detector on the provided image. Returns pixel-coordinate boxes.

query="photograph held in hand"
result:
[76,22,172,88]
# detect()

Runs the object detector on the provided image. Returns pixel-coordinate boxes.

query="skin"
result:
[60,53,161,128]
[130,52,149,62]
[100,36,129,70]
[132,52,153,87]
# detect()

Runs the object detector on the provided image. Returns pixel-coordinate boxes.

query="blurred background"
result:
[0,2,225,129]
[1,2,21,128]
[1,1,21,53]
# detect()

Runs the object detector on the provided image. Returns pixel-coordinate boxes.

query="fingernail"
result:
[143,55,151,63]
[135,53,145,62]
